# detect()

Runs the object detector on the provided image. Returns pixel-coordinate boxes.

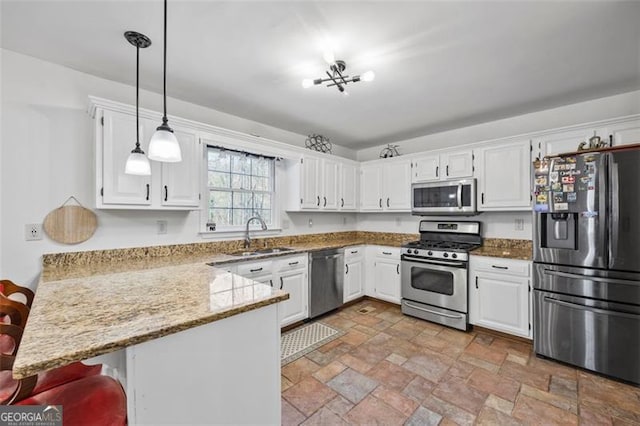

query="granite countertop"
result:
[13,263,288,379]
[471,239,533,261]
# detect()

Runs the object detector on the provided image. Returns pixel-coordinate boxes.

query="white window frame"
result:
[200,143,281,236]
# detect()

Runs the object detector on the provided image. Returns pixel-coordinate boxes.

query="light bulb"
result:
[361,71,375,82]
[125,151,151,175]
[302,79,314,89]
[323,50,335,65]
[148,128,182,162]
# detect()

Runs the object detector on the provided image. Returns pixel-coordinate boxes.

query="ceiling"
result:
[2,1,639,149]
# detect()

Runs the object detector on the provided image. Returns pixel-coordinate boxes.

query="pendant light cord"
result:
[136,44,141,148]
[162,0,168,123]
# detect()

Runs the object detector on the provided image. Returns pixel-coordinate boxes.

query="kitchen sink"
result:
[229,247,294,257]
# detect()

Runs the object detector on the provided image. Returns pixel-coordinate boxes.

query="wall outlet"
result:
[514,219,525,231]
[395,217,402,226]
[157,220,168,234]
[25,224,43,241]
[282,219,290,229]
[308,218,313,227]
[343,216,347,225]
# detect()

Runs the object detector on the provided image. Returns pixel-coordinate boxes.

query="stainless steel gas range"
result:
[401,220,482,331]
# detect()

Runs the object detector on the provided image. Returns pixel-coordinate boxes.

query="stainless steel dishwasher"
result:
[309,248,344,318]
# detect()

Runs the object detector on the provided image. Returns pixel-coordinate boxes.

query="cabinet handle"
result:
[146,184,150,201]
[475,276,478,289]
[491,265,509,270]
[317,196,320,207]
[387,198,390,208]
[396,264,400,274]
[481,192,485,204]
[250,267,263,273]
[288,261,299,266]
[350,250,359,254]
[323,196,327,207]
[436,166,439,177]
[269,279,273,287]
[382,251,392,255]
[446,165,449,176]
[164,185,168,202]
[345,264,349,275]
[379,198,382,208]
[341,198,344,208]
[280,277,284,290]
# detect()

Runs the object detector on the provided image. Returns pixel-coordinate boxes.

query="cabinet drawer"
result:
[236,260,274,277]
[471,256,530,277]
[345,246,364,261]
[375,247,400,259]
[275,255,308,273]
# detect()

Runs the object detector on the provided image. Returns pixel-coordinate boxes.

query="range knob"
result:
[443,253,449,258]
[427,251,433,256]
[406,249,412,254]
[413,249,419,255]
[452,253,458,259]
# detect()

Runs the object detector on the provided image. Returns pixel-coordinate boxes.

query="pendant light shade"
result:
[124,31,152,176]
[148,0,182,163]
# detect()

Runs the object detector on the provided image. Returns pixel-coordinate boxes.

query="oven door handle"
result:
[543,269,639,286]
[543,296,640,320]
[403,301,465,319]
[403,257,466,268]
[456,183,462,209]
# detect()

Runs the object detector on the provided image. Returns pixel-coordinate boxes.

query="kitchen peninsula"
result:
[13,260,288,425]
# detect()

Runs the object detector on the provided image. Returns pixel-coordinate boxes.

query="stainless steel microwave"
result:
[411,179,477,215]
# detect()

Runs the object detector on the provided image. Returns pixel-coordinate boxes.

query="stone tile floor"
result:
[281,299,640,425]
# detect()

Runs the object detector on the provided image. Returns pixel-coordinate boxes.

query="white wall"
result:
[0,50,356,286]
[356,212,532,240]
[357,90,640,161]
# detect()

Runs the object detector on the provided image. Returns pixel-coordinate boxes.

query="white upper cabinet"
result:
[300,156,321,209]
[534,127,606,159]
[322,159,339,210]
[101,110,152,206]
[383,160,412,210]
[476,139,531,211]
[412,154,440,182]
[96,108,201,210]
[412,149,473,182]
[160,125,201,207]
[360,159,411,211]
[440,150,474,179]
[360,164,384,211]
[606,118,640,147]
[288,155,356,211]
[339,163,358,211]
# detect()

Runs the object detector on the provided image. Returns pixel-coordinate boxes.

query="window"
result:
[206,146,275,230]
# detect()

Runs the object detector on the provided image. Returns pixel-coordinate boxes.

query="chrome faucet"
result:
[244,216,267,248]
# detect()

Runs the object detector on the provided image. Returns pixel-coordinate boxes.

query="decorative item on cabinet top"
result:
[305,134,332,154]
[379,144,400,158]
[577,132,611,151]
[43,196,98,244]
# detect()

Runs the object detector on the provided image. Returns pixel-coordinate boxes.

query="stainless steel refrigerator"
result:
[532,147,640,384]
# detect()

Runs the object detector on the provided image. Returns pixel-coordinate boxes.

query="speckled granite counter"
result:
[471,238,533,261]
[13,263,288,379]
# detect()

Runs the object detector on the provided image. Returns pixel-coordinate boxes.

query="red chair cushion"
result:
[0,362,101,403]
[17,375,127,426]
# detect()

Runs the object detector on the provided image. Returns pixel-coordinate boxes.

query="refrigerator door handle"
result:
[543,296,640,320]
[543,269,639,286]
[609,158,619,267]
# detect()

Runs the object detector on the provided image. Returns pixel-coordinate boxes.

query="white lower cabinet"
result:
[469,256,532,338]
[370,247,401,304]
[229,254,308,328]
[344,246,364,303]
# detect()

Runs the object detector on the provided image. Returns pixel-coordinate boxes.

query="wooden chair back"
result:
[0,281,34,309]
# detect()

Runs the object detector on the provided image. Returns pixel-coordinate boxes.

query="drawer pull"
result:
[350,250,359,254]
[491,265,508,270]
[250,267,263,273]
[382,251,393,255]
[288,261,299,266]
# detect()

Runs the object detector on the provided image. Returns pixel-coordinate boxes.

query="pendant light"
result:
[124,31,152,175]
[147,0,182,162]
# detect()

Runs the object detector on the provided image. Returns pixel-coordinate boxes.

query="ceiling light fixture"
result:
[124,31,152,176]
[148,0,182,163]
[302,59,375,94]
